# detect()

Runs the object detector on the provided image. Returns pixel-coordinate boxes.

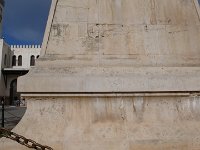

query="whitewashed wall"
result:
[10,45,41,69]
[0,39,12,96]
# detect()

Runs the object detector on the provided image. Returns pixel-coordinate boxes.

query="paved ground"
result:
[0,106,26,129]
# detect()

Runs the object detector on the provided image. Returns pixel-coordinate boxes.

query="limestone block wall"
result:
[42,0,200,67]
[18,0,200,93]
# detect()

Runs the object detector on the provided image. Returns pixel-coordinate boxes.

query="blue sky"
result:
[2,0,200,45]
[2,0,52,45]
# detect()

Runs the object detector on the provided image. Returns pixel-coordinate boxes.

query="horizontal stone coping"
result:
[21,92,200,97]
[18,67,200,93]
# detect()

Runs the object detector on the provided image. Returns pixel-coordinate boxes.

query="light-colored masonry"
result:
[10,45,41,69]
[2,0,200,150]
[0,42,41,102]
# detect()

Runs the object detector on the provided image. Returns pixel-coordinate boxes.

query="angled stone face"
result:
[18,0,200,93]
[43,0,200,67]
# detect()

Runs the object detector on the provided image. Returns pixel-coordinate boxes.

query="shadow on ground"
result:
[0,106,26,129]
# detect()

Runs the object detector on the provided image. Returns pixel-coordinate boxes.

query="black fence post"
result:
[1,97,4,128]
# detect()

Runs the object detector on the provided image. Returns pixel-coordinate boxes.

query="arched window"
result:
[36,55,40,59]
[12,55,16,66]
[18,55,22,66]
[4,54,7,66]
[30,55,35,66]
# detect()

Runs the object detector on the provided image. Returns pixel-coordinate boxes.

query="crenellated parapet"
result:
[10,45,41,50]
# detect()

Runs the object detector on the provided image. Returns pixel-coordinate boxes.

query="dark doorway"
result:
[10,79,20,105]
[12,55,16,66]
[18,55,22,66]
[30,55,35,66]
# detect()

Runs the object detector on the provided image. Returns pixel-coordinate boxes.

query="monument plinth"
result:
[2,0,200,149]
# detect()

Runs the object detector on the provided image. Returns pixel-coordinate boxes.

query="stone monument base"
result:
[2,95,200,150]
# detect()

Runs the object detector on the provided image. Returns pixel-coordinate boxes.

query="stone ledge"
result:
[18,67,200,93]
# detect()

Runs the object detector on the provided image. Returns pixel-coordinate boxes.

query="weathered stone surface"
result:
[18,0,200,93]
[1,0,200,149]
[2,96,200,150]
[18,67,200,93]
[43,0,200,67]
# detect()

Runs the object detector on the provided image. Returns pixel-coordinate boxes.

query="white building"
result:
[0,39,12,98]
[10,45,41,69]
[0,0,41,105]
[0,0,7,100]
[0,43,41,104]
